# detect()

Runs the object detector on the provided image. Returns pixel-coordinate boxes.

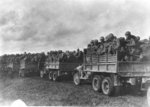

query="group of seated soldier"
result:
[0,52,46,68]
[1,31,150,65]
[86,31,150,61]
[0,49,83,69]
[46,49,83,63]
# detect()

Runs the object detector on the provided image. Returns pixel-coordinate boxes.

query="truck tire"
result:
[102,77,114,96]
[53,72,58,81]
[73,72,81,85]
[48,71,53,80]
[92,75,103,92]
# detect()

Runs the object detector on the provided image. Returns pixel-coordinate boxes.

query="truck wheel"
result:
[48,72,53,80]
[40,70,44,78]
[92,75,103,92]
[102,77,114,96]
[53,72,58,81]
[73,72,81,85]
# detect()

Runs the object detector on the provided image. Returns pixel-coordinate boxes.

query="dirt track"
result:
[0,76,149,106]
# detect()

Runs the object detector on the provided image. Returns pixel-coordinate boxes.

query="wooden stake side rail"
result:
[20,60,39,71]
[0,62,20,72]
[84,53,118,73]
[45,62,82,72]
[84,52,150,77]
[117,61,150,77]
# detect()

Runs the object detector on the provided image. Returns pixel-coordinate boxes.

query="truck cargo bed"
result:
[84,53,150,77]
[20,60,39,71]
[46,62,81,72]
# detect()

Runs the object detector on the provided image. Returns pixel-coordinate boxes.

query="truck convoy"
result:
[19,53,46,77]
[19,59,40,77]
[40,50,83,81]
[0,31,150,96]
[0,55,20,77]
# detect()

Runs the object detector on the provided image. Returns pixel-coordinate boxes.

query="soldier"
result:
[87,40,94,54]
[115,37,127,61]
[87,44,91,49]
[90,40,95,53]
[97,36,105,55]
[105,33,115,42]
[106,33,116,54]
[100,36,105,43]
[76,49,83,62]
[125,31,136,46]
[125,31,137,61]
[93,39,99,53]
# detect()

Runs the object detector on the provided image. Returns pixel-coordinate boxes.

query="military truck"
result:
[40,60,82,81]
[19,59,40,77]
[7,62,20,75]
[73,51,150,96]
[0,61,20,77]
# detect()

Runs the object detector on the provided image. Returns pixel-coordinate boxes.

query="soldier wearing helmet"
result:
[104,33,115,54]
[136,36,140,41]
[125,31,137,61]
[105,33,114,42]
[100,36,105,43]
[97,36,106,55]
[125,31,131,39]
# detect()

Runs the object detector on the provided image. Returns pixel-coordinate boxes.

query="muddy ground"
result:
[0,75,149,106]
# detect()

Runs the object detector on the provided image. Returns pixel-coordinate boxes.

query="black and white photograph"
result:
[0,0,150,106]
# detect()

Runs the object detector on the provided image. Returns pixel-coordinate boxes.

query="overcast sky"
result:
[0,0,150,55]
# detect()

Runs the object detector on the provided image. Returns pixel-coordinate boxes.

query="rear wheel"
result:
[73,72,81,85]
[48,71,53,80]
[102,77,114,96]
[53,71,58,81]
[92,75,103,92]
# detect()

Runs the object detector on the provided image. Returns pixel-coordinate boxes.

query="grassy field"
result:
[0,76,149,106]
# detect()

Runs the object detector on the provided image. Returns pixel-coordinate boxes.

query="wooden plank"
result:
[118,72,150,77]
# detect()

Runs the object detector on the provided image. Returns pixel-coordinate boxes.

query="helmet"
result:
[108,33,114,37]
[125,31,131,36]
[100,36,104,40]
[94,39,98,44]
[136,36,140,41]
[105,33,114,42]
[90,40,94,44]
